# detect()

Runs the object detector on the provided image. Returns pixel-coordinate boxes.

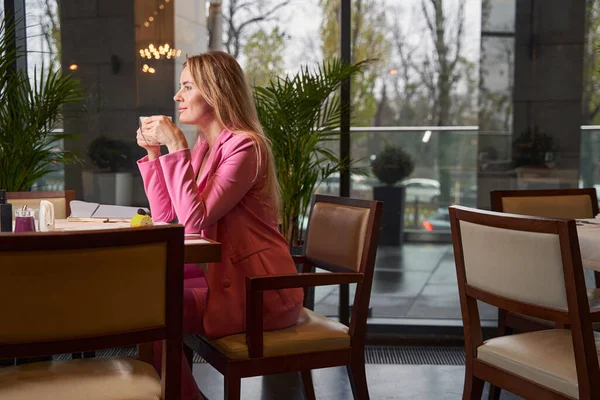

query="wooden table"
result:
[577,221,600,272]
[53,219,221,264]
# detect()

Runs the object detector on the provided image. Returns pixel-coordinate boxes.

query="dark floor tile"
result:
[372,270,431,297]
[192,364,523,399]
[375,244,450,273]
[314,271,429,318]
[370,296,415,318]
[406,284,497,320]
[428,260,458,285]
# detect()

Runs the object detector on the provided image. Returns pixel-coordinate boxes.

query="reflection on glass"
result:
[482,0,516,32]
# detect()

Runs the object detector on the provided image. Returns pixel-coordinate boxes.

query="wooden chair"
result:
[449,205,600,399]
[490,189,600,330]
[6,190,75,219]
[184,195,382,400]
[489,189,600,398]
[0,225,184,400]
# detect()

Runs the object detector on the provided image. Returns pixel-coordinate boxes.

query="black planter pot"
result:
[373,185,406,246]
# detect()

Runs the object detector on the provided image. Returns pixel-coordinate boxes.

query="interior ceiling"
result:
[134,0,175,45]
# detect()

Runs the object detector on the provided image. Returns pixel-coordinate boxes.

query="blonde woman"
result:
[137,51,303,399]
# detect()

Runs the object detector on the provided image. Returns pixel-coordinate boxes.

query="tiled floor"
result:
[193,363,523,399]
[314,243,498,321]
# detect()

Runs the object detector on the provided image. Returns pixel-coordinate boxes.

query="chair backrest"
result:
[490,188,598,219]
[303,195,382,342]
[0,225,184,398]
[6,190,75,219]
[449,205,600,395]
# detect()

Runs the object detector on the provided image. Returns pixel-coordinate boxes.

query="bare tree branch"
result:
[449,0,466,73]
[223,0,292,58]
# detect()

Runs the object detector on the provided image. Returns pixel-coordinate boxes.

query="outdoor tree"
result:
[243,27,286,87]
[581,0,600,186]
[222,0,292,58]
[319,0,390,127]
[419,0,469,205]
[37,0,61,65]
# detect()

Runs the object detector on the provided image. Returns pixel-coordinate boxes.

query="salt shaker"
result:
[39,200,55,232]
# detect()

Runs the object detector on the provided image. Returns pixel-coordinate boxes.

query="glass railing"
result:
[316,126,485,238]
[30,129,66,191]
[313,126,591,321]
[313,126,598,239]
[34,125,600,211]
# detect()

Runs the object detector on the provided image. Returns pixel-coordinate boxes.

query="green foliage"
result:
[87,136,134,173]
[254,58,366,245]
[0,19,83,191]
[319,0,390,126]
[585,0,600,124]
[244,27,286,87]
[371,145,414,186]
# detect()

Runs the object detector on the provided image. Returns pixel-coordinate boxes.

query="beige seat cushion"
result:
[0,357,161,400]
[478,329,600,399]
[208,308,350,360]
[511,289,600,329]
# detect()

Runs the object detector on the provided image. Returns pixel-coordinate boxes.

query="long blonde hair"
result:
[183,51,281,218]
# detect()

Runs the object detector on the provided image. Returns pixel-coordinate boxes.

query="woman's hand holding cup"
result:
[140,115,188,154]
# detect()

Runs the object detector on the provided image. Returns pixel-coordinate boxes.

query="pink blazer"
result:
[138,129,303,338]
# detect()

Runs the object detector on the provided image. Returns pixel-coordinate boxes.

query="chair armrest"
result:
[244,272,363,358]
[292,255,306,265]
[247,272,363,291]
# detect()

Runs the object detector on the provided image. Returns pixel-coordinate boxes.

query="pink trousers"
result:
[153,264,302,400]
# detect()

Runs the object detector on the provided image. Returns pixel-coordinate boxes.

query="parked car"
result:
[318,172,373,195]
[402,178,441,203]
[421,208,451,232]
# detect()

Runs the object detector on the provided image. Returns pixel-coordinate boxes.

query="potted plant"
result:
[512,127,558,168]
[82,136,135,205]
[0,20,82,191]
[254,58,367,245]
[371,145,414,246]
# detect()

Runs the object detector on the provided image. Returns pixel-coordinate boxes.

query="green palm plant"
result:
[254,58,366,245]
[0,19,82,191]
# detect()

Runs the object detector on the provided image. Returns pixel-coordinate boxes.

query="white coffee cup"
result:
[39,200,55,232]
[139,116,173,146]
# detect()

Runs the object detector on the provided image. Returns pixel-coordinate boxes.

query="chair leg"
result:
[463,365,486,400]
[346,352,369,400]
[82,351,95,358]
[487,383,501,400]
[488,309,510,399]
[224,374,241,400]
[184,343,194,371]
[301,370,316,400]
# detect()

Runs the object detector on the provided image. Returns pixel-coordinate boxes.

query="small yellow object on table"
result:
[130,209,153,227]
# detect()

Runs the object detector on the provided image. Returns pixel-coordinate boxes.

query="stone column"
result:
[511,0,586,186]
[208,0,223,51]
[60,0,207,205]
[477,0,586,208]
[60,0,138,202]
[174,0,208,147]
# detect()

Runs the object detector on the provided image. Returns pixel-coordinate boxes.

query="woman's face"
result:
[173,67,213,125]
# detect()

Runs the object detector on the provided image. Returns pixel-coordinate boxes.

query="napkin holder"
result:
[39,200,55,232]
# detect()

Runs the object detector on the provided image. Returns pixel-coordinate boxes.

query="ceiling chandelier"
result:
[139,0,180,73]
[139,43,181,60]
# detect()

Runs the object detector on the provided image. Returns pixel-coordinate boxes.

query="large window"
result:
[25,0,64,191]
[336,0,487,322]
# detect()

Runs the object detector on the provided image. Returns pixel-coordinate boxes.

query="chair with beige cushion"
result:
[6,190,75,219]
[0,225,184,400]
[450,205,600,400]
[490,188,600,330]
[184,194,383,400]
